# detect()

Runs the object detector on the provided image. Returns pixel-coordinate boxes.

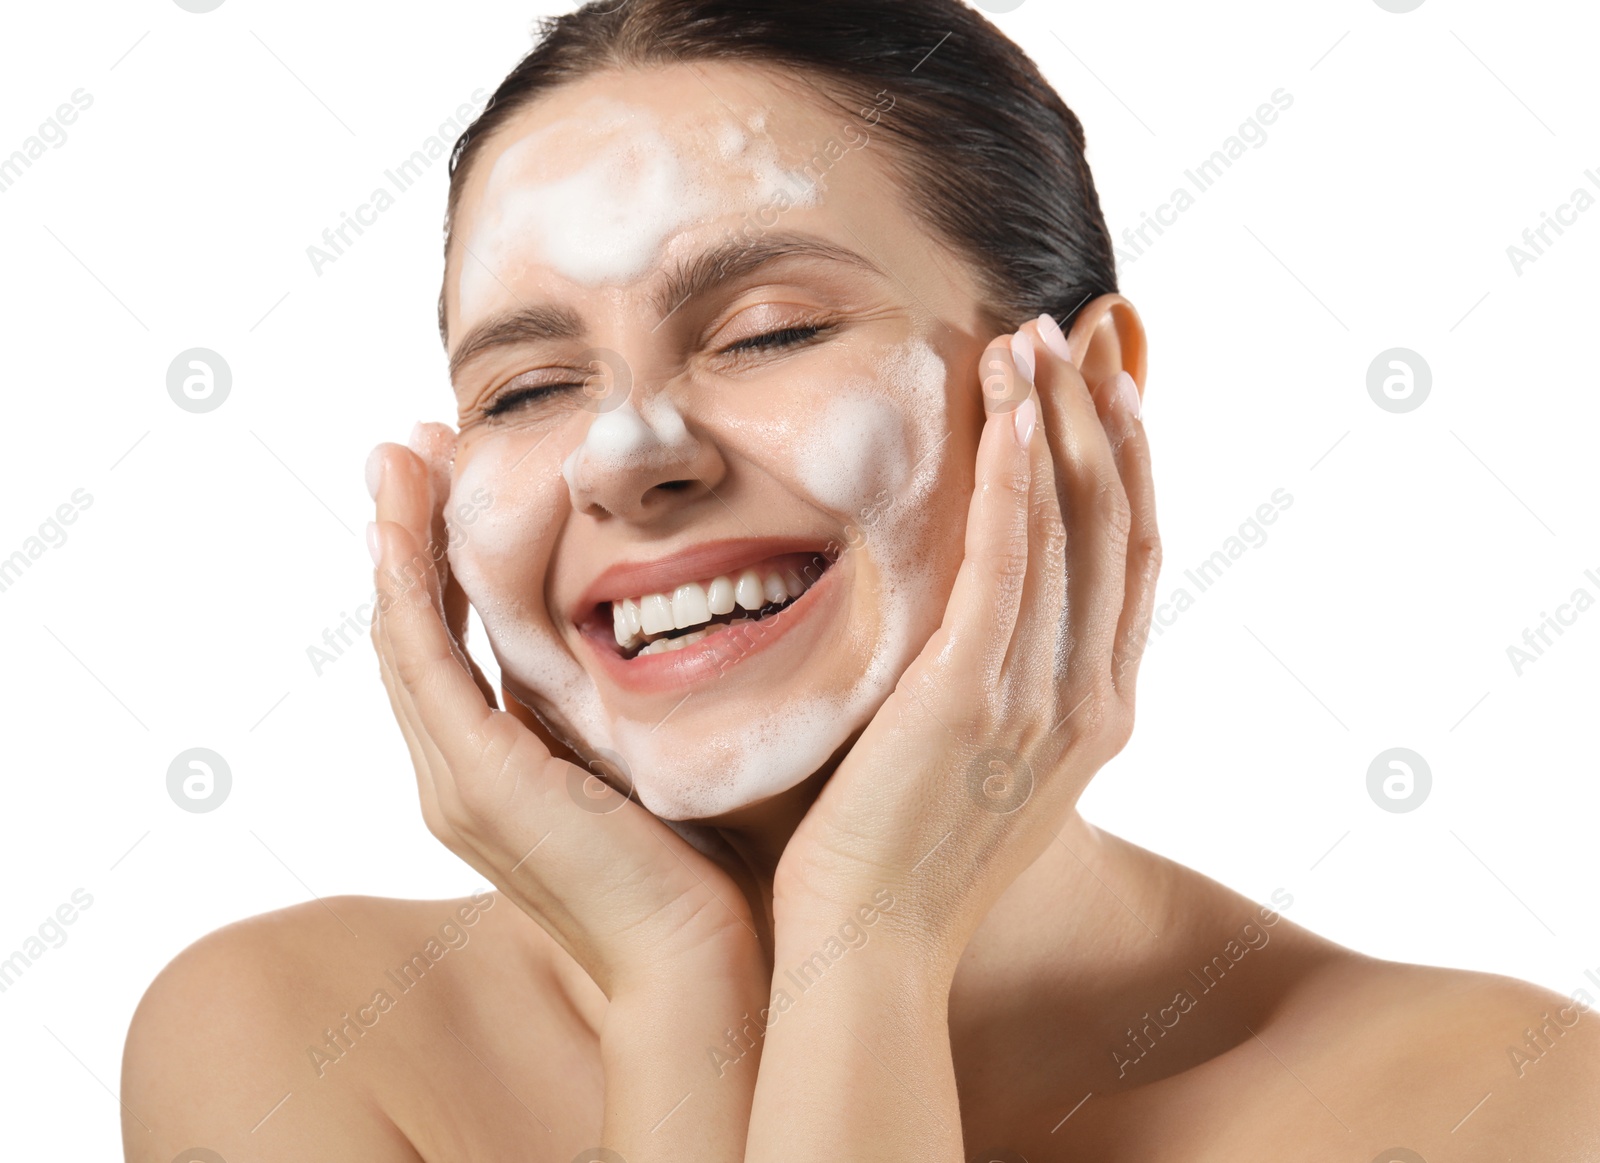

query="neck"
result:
[691,762,1208,997]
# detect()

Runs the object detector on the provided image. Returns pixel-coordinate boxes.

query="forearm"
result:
[600,938,768,1162]
[745,934,962,1162]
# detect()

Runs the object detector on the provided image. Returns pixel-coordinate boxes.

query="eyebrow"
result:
[647,231,885,320]
[447,231,886,382]
[448,302,585,381]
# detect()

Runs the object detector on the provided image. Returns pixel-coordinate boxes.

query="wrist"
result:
[601,938,771,1091]
[609,924,767,1003]
[773,889,959,1000]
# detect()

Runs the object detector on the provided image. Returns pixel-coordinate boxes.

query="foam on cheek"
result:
[445,341,952,821]
[446,438,614,755]
[795,391,912,514]
[824,337,953,697]
[609,338,954,820]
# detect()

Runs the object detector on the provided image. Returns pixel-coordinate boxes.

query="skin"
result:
[121,62,1600,1162]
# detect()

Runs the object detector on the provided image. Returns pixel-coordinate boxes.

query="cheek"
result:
[763,337,961,683]
[446,432,617,750]
[723,337,955,534]
[794,392,912,520]
[446,435,565,595]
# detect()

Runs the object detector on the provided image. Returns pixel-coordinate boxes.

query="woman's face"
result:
[441,62,995,820]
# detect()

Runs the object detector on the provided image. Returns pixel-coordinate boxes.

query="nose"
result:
[562,392,727,521]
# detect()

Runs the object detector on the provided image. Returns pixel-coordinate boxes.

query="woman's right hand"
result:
[365,430,761,999]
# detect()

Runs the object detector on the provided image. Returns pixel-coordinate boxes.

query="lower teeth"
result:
[633,616,756,657]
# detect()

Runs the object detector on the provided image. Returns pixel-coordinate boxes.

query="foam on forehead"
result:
[458,96,819,320]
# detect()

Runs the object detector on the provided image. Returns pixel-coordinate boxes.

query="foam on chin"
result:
[447,338,951,821]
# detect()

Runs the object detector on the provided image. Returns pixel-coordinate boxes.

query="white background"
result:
[1,0,1595,1154]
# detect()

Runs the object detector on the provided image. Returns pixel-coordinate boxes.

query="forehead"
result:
[442,62,900,334]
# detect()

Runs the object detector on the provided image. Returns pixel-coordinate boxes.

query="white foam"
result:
[447,438,617,760]
[458,98,818,320]
[795,389,912,514]
[561,394,702,505]
[444,327,953,825]
[610,337,953,819]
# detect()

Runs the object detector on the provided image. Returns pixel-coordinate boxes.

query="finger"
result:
[371,517,611,850]
[928,334,1035,689]
[1026,318,1131,695]
[408,421,459,611]
[371,442,441,608]
[369,532,459,838]
[408,421,456,541]
[1097,373,1160,700]
[442,569,500,709]
[408,422,500,706]
[373,431,499,702]
[999,328,1068,690]
[501,686,586,766]
[373,637,450,841]
[370,519,514,795]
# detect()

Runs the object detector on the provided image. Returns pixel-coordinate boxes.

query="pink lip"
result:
[576,554,842,696]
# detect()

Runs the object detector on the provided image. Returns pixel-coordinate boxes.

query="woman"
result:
[122,1,1599,1159]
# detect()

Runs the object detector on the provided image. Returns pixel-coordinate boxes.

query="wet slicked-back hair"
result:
[440,0,1117,342]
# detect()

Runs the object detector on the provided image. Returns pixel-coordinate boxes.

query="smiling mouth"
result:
[591,550,833,661]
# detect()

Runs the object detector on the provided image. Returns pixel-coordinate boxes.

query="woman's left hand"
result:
[772,316,1161,972]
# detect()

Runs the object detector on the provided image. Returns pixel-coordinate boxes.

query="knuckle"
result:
[1140,531,1164,574]
[994,461,1031,506]
[989,533,1030,592]
[420,802,453,845]
[448,718,521,826]
[1096,482,1133,540]
[391,636,437,691]
[1037,507,1069,571]
[1060,681,1126,751]
[1103,698,1135,754]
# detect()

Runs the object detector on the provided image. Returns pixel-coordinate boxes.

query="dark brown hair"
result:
[440,0,1117,341]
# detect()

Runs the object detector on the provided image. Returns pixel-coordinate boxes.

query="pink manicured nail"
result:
[1036,313,1072,361]
[365,446,385,500]
[1009,331,1036,386]
[1013,396,1037,449]
[366,521,383,565]
[1114,371,1143,419]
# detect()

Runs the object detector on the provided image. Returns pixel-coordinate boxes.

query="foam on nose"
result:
[562,394,699,502]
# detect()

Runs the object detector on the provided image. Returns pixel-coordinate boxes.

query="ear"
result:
[1063,294,1147,404]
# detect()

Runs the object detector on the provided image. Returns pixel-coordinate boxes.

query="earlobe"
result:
[1064,294,1148,401]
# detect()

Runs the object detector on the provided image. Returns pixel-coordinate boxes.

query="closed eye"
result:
[482,380,580,419]
[483,324,834,419]
[721,323,830,355]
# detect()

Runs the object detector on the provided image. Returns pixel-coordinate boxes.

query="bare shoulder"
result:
[122,892,595,1162]
[1266,948,1600,1158]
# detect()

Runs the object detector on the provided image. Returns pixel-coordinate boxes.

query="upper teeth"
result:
[612,567,810,649]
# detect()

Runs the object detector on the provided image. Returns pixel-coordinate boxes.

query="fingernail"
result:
[1013,395,1037,449]
[367,521,383,565]
[365,445,385,501]
[408,422,427,454]
[1114,371,1142,419]
[1036,313,1072,361]
[1009,331,1036,386]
